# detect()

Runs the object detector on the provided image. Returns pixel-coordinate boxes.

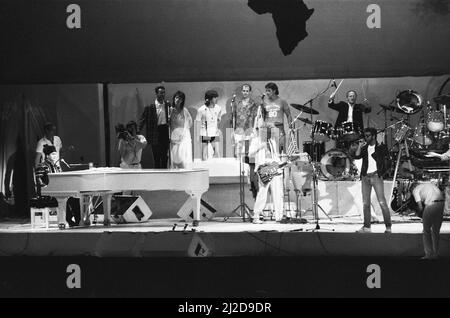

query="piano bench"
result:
[31,207,59,229]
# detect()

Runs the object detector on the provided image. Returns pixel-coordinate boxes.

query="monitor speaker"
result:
[110,195,152,224]
[177,198,216,222]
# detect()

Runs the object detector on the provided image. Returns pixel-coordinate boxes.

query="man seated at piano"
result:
[35,145,62,190]
[249,124,285,224]
[118,120,148,169]
[35,145,82,227]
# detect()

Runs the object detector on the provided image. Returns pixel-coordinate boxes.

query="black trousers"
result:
[153,124,170,168]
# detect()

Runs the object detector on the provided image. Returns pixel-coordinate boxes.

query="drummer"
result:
[328,90,371,152]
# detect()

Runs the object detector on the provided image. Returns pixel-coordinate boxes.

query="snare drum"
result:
[427,110,444,132]
[320,149,351,180]
[338,121,362,142]
[312,120,333,142]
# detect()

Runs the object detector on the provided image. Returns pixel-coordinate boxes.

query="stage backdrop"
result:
[0,84,104,195]
[109,75,450,162]
[1,0,449,84]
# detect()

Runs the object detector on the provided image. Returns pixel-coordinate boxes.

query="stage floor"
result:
[0,214,445,234]
[1,214,450,258]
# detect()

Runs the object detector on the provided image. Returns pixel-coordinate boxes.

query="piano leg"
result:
[80,195,92,226]
[55,197,68,229]
[186,190,203,227]
[101,192,113,226]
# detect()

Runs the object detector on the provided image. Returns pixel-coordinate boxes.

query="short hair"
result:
[364,127,377,137]
[265,82,279,95]
[173,91,186,109]
[155,85,165,94]
[242,84,252,91]
[43,144,56,156]
[346,90,357,97]
[44,122,55,132]
[205,90,219,105]
[126,120,137,130]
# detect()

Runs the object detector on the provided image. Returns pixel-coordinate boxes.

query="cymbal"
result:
[379,103,405,114]
[290,103,319,114]
[298,118,313,125]
[434,94,450,105]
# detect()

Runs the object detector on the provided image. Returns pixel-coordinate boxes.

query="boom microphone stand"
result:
[289,98,333,230]
[225,96,252,222]
[306,101,333,231]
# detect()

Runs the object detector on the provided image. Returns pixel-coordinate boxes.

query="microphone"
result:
[183,224,189,231]
[172,224,177,231]
[332,80,337,88]
[231,94,236,103]
[60,159,71,168]
[261,93,265,100]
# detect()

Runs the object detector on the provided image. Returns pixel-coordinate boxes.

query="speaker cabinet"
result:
[110,195,152,224]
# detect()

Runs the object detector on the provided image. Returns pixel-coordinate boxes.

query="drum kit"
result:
[286,90,450,218]
[388,92,450,154]
[290,102,360,181]
[385,91,450,215]
[290,91,450,182]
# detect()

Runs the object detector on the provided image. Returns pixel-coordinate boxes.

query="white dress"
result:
[170,108,193,169]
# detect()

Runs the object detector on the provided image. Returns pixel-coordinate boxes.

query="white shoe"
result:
[385,227,392,233]
[356,226,371,233]
[252,219,263,224]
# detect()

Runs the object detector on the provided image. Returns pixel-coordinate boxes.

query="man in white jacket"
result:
[249,126,284,223]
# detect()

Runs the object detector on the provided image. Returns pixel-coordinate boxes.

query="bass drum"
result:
[320,149,351,180]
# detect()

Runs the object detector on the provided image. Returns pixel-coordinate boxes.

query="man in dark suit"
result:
[328,90,371,130]
[139,86,171,168]
[328,90,371,151]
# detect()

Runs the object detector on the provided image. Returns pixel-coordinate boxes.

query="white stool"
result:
[31,207,59,229]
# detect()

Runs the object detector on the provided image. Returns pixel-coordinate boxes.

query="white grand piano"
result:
[41,168,209,228]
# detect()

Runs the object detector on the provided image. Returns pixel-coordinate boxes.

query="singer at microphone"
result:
[197,89,222,160]
[232,84,258,158]
[137,85,170,168]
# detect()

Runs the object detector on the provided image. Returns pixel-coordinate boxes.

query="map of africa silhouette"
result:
[248,0,314,55]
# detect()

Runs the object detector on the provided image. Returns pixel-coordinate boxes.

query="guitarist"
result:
[249,125,285,224]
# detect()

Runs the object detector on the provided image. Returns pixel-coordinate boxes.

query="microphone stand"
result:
[290,95,333,230]
[306,118,334,231]
[226,96,252,222]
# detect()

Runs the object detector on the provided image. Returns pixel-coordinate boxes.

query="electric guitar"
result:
[256,154,303,185]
